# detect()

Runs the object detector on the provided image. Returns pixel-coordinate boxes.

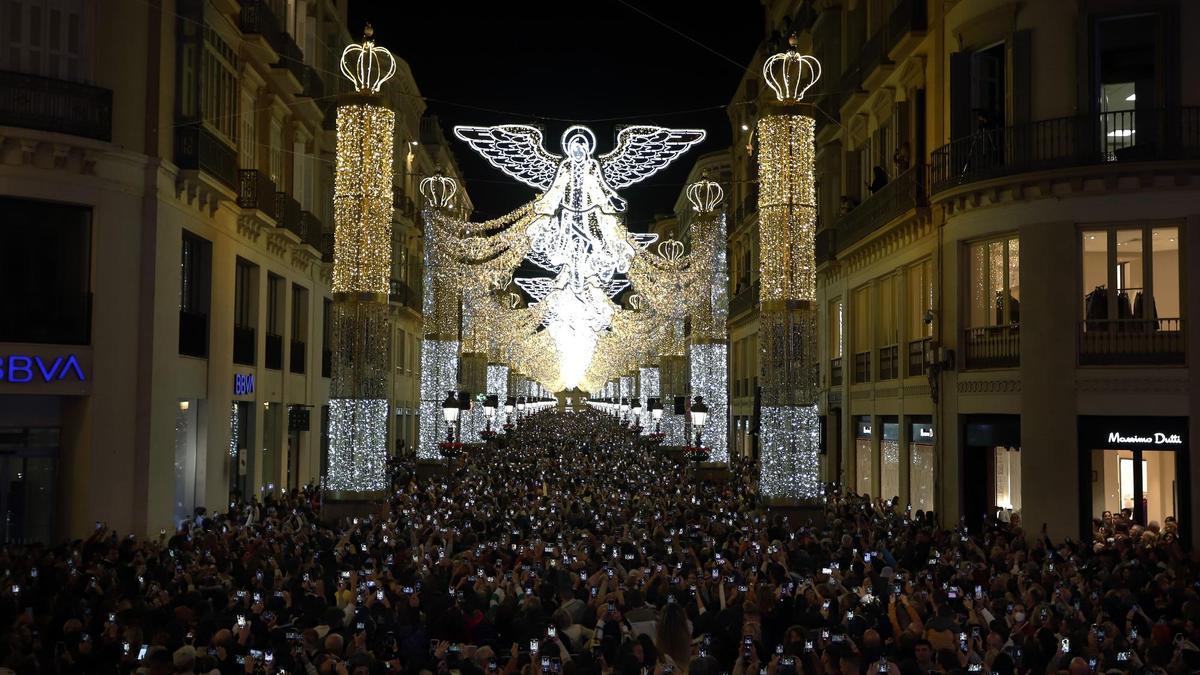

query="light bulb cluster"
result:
[638,366,660,432]
[757,114,817,304]
[326,399,389,492]
[332,104,395,295]
[417,339,459,459]
[759,405,823,500]
[689,342,728,462]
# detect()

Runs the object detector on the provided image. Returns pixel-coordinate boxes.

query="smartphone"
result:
[1117,651,1130,662]
[377,590,385,601]
[530,639,539,653]
[1061,638,1070,653]
[878,657,889,673]
[137,645,149,660]
[968,665,982,672]
[975,585,983,599]
[547,626,557,639]
[236,615,247,628]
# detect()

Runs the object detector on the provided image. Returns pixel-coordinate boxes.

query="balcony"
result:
[886,0,928,58]
[299,211,322,248]
[815,228,837,265]
[963,325,1020,369]
[878,344,899,380]
[1079,319,1184,366]
[175,124,237,190]
[0,70,112,142]
[834,164,926,253]
[907,337,931,377]
[389,279,422,313]
[270,34,305,93]
[265,332,283,370]
[729,280,759,319]
[830,357,844,386]
[298,64,325,99]
[860,25,893,88]
[233,324,256,366]
[239,0,288,59]
[290,339,306,374]
[321,348,332,378]
[274,192,302,239]
[930,108,1200,195]
[179,310,208,358]
[320,230,335,263]
[0,293,91,345]
[853,351,871,383]
[237,169,278,219]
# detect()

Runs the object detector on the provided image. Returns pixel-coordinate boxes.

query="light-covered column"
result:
[686,176,730,463]
[327,29,396,493]
[417,173,461,459]
[757,43,823,501]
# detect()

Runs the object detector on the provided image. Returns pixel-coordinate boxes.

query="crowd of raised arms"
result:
[0,408,1194,675]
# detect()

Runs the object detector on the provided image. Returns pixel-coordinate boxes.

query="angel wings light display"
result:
[452,123,705,389]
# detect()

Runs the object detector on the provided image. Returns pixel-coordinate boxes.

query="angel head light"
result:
[340,24,397,94]
[686,173,724,213]
[763,37,821,103]
[562,126,597,160]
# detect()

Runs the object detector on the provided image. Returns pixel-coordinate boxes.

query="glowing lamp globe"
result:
[340,24,397,94]
[690,396,709,429]
[686,174,724,213]
[441,390,460,423]
[762,39,821,103]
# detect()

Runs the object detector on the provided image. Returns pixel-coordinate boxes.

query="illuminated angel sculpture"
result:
[454,123,705,388]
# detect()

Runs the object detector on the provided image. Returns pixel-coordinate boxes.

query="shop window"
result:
[1081,225,1183,364]
[877,276,899,380]
[880,421,900,503]
[994,447,1022,515]
[290,284,308,374]
[907,259,934,375]
[909,421,935,512]
[964,236,1020,368]
[854,417,873,496]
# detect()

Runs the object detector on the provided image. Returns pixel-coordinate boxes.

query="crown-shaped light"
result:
[340,24,397,94]
[419,171,458,208]
[762,35,821,102]
[656,238,685,262]
[686,172,724,213]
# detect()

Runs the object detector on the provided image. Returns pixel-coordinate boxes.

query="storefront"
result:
[908,417,935,513]
[1079,415,1188,541]
[961,414,1021,531]
[854,417,872,496]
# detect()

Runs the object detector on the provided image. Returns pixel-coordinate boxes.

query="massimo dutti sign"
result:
[1080,416,1187,451]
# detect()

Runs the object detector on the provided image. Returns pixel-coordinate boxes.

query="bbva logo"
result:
[0,355,87,383]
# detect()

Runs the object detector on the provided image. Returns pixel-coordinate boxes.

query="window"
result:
[290,284,308,374]
[880,421,900,502]
[179,231,212,357]
[265,273,284,370]
[907,259,934,375]
[238,87,256,169]
[1093,14,1161,160]
[0,0,84,81]
[233,258,257,366]
[967,236,1020,328]
[994,448,1022,513]
[877,275,899,380]
[854,417,873,496]
[851,285,871,382]
[321,298,333,379]
[1080,225,1183,364]
[829,299,844,386]
[269,119,284,186]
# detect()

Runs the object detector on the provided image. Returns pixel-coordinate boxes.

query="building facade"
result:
[0,0,463,542]
[732,0,1200,543]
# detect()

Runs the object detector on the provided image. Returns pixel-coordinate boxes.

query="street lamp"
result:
[516,396,526,425]
[631,398,642,425]
[483,394,498,431]
[649,397,663,433]
[457,391,470,442]
[690,395,709,448]
[619,397,630,423]
[504,396,515,426]
[441,390,460,443]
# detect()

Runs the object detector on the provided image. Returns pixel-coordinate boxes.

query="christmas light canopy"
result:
[340,24,397,94]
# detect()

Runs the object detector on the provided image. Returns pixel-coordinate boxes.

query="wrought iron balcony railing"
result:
[1079,318,1184,366]
[963,324,1020,369]
[0,69,112,141]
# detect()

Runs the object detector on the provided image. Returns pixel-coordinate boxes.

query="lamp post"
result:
[441,390,460,444]
[690,396,709,449]
[630,398,642,430]
[619,397,630,425]
[516,396,526,425]
[650,397,663,433]
[504,396,515,427]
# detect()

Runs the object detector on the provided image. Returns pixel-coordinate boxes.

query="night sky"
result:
[349,1,766,229]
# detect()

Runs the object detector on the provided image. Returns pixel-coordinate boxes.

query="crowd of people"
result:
[0,408,1195,675]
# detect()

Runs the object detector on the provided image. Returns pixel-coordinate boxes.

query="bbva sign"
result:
[0,354,87,383]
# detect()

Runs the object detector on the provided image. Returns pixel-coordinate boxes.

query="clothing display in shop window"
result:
[994,291,1020,325]
[1133,292,1158,325]
[1085,286,1108,322]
